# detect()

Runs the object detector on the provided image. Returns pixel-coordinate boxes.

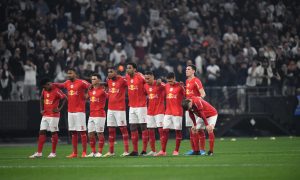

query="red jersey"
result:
[42,87,66,117]
[165,82,185,116]
[88,86,107,117]
[126,72,147,107]
[188,96,218,126]
[144,81,165,115]
[54,79,90,112]
[185,77,204,98]
[107,76,127,111]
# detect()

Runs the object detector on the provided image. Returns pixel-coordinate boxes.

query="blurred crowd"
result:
[0,0,300,101]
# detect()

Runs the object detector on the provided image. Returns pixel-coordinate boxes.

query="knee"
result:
[39,130,46,135]
[140,124,147,131]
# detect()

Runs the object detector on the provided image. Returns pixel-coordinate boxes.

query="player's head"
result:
[126,62,137,76]
[166,72,175,85]
[186,64,196,78]
[144,71,154,84]
[107,66,117,79]
[67,68,77,81]
[40,78,52,91]
[90,73,101,86]
[182,99,192,111]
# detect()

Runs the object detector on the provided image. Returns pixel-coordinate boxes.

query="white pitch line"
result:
[0,163,295,169]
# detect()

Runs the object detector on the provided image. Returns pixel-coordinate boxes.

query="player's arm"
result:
[189,110,197,127]
[195,78,206,98]
[52,82,65,89]
[53,90,67,113]
[40,93,44,115]
[199,88,206,98]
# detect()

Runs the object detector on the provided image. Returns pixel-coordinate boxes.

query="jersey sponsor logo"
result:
[44,99,53,105]
[130,79,134,83]
[109,88,120,93]
[187,83,190,87]
[69,90,78,96]
[70,84,74,88]
[148,93,158,99]
[112,82,116,86]
[170,88,173,92]
[128,85,138,91]
[186,89,193,95]
[90,96,100,102]
[149,87,153,92]
[166,93,177,99]
[46,93,50,98]
[92,91,96,95]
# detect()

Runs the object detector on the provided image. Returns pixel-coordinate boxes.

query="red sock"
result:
[149,129,156,152]
[131,130,139,152]
[175,130,182,152]
[192,132,199,151]
[80,132,87,153]
[208,131,215,152]
[37,134,46,153]
[51,133,58,153]
[108,128,116,153]
[198,130,206,151]
[89,135,96,153]
[72,132,78,154]
[98,134,105,154]
[120,127,129,152]
[162,129,169,152]
[142,130,149,152]
[158,128,164,149]
[189,130,196,151]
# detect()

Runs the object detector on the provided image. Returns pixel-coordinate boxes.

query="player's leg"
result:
[147,115,158,155]
[155,115,172,156]
[76,113,87,157]
[87,117,96,157]
[129,108,139,156]
[30,117,48,158]
[206,115,218,156]
[137,107,148,155]
[67,113,78,158]
[184,111,196,155]
[95,117,106,157]
[114,110,129,156]
[156,115,164,152]
[104,110,117,157]
[197,118,206,155]
[48,117,59,158]
[173,116,183,156]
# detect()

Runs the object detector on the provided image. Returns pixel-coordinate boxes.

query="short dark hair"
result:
[144,71,154,76]
[91,73,101,79]
[127,62,137,69]
[182,99,191,111]
[187,64,197,71]
[107,66,116,71]
[67,67,77,74]
[166,72,175,79]
[40,78,51,87]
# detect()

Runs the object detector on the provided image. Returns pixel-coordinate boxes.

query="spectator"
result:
[23,59,37,100]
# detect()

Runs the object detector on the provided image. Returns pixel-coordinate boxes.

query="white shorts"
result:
[185,111,201,127]
[147,114,164,128]
[88,117,106,133]
[163,115,182,130]
[40,116,59,132]
[68,112,87,131]
[107,110,127,127]
[129,107,147,124]
[196,115,218,130]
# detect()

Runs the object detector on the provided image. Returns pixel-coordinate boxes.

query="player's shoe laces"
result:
[94,152,102,157]
[146,151,156,156]
[207,151,213,156]
[120,152,130,157]
[128,151,139,156]
[47,153,56,158]
[86,152,95,157]
[29,152,42,158]
[66,152,78,158]
[184,150,194,155]
[140,151,147,156]
[199,150,206,156]
[172,150,179,156]
[154,150,166,156]
[103,152,115,157]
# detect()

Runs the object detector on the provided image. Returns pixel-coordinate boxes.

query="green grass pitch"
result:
[0,137,299,180]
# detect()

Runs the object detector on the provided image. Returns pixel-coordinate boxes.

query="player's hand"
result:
[191,126,197,134]
[206,125,213,132]
[52,108,60,113]
[40,110,44,115]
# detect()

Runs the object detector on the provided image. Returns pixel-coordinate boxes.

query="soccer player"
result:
[185,64,206,155]
[104,67,129,157]
[182,97,218,156]
[126,62,148,156]
[29,78,66,158]
[144,71,166,156]
[86,73,107,157]
[54,68,90,158]
[155,72,185,156]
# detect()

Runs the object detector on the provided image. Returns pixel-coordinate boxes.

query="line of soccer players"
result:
[29,62,218,158]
